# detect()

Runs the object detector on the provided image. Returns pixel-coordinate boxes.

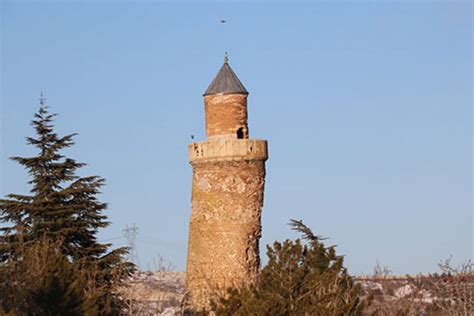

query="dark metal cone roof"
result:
[203,62,249,96]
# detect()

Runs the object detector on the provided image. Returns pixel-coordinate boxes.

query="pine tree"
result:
[0,96,133,313]
[0,238,85,315]
[212,219,364,315]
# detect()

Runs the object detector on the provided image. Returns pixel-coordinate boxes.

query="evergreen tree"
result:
[212,219,364,315]
[0,238,85,315]
[0,96,133,314]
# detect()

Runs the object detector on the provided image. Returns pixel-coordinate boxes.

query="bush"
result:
[211,219,364,315]
[0,238,85,315]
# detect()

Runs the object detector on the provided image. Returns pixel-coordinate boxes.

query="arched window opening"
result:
[237,128,244,139]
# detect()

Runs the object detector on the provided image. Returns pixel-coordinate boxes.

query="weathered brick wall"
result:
[186,158,266,310]
[204,94,249,140]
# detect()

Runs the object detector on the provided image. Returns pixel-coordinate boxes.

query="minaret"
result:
[185,54,268,310]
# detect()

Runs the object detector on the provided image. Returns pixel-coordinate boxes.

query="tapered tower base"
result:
[186,139,268,310]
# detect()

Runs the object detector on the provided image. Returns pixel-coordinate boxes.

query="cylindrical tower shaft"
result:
[204,94,249,140]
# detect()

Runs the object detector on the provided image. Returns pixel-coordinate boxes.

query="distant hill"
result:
[122,272,473,315]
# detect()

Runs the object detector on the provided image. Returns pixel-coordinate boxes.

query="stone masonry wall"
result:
[189,139,267,163]
[204,94,249,140]
[186,158,266,310]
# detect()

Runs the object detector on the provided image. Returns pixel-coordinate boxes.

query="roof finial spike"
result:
[224,51,229,63]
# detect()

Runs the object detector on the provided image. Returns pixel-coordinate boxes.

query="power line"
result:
[100,236,124,242]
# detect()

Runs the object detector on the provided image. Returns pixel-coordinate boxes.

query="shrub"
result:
[211,219,364,315]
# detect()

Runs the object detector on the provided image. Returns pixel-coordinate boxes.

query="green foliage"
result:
[212,219,364,315]
[0,97,133,314]
[0,238,85,315]
[0,98,108,261]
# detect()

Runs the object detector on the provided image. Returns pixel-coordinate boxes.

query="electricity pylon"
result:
[123,223,140,269]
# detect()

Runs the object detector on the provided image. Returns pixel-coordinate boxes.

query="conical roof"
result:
[203,56,248,96]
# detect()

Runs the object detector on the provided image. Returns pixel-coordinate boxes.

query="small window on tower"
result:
[237,128,244,139]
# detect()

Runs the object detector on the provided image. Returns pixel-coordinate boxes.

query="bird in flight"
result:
[220,20,226,23]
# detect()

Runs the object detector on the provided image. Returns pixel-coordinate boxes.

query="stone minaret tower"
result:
[186,55,268,310]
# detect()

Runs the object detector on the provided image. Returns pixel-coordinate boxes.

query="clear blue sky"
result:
[1,1,472,274]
